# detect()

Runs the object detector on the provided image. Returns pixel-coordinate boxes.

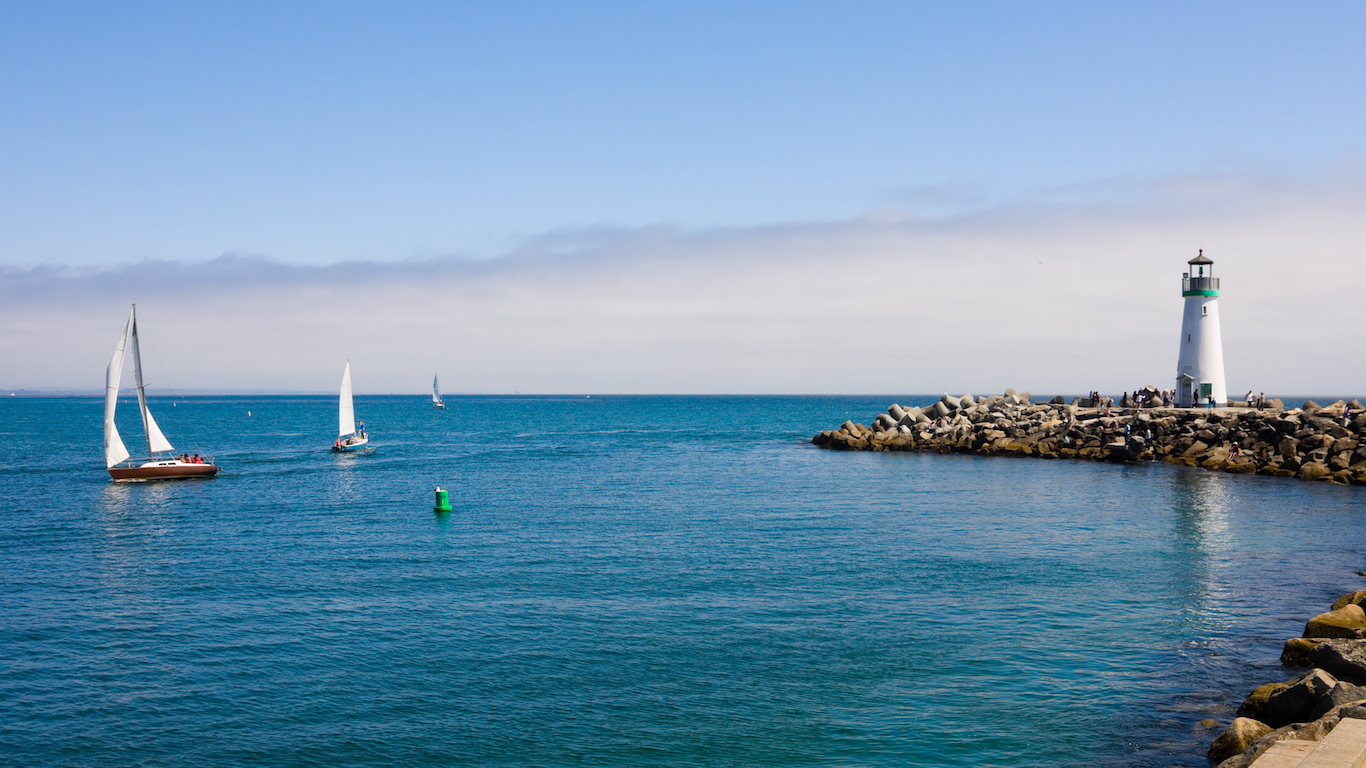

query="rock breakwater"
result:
[1207,590,1366,767]
[811,390,1366,485]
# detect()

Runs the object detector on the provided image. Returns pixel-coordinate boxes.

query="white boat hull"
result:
[109,459,218,482]
[333,434,369,452]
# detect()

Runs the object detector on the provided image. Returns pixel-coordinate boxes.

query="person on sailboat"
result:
[358,420,365,437]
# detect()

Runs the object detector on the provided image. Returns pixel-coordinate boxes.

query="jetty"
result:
[1207,590,1366,767]
[811,390,1366,486]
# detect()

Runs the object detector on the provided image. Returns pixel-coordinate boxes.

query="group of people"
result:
[1114,389,1175,408]
[1243,390,1269,408]
[176,453,206,464]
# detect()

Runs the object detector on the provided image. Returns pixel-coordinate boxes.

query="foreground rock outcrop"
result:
[811,390,1366,485]
[1210,591,1366,767]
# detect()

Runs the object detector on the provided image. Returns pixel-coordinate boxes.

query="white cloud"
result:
[4,170,1364,395]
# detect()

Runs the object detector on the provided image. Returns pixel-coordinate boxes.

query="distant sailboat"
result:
[105,305,218,481]
[332,361,369,452]
[432,374,445,409]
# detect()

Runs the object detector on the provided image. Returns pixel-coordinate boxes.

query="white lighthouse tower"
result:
[1175,250,1227,408]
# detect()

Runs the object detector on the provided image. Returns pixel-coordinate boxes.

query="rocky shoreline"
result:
[811,390,1366,485]
[1206,591,1366,766]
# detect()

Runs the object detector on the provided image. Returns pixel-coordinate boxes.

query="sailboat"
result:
[105,305,218,481]
[432,374,445,409]
[332,360,369,452]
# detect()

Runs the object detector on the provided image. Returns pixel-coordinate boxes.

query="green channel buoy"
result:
[433,487,451,512]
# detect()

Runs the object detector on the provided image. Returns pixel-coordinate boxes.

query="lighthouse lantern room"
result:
[1175,250,1227,408]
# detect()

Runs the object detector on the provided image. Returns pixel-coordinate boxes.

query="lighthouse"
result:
[1175,250,1227,408]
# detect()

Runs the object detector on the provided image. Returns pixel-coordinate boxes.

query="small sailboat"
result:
[105,305,218,481]
[432,374,445,409]
[332,360,369,452]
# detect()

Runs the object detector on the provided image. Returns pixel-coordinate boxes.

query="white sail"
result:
[104,310,133,468]
[432,374,441,404]
[129,308,174,456]
[339,361,355,437]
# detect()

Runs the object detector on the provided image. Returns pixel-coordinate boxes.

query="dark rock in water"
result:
[1308,640,1366,684]
[1207,717,1272,765]
[811,431,832,446]
[1263,668,1338,727]
[1238,681,1291,720]
[1309,680,1366,719]
[1282,637,1323,666]
[1050,395,1065,404]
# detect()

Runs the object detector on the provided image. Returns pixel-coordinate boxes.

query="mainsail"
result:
[339,361,356,437]
[129,308,174,456]
[433,375,442,404]
[104,310,132,468]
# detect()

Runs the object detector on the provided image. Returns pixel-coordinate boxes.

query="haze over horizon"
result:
[3,3,1364,394]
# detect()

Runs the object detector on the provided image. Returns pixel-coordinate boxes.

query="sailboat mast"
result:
[129,305,156,460]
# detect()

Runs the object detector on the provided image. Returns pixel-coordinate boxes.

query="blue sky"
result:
[3,3,1364,392]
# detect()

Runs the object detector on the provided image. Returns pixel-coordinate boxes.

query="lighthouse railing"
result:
[1182,276,1219,292]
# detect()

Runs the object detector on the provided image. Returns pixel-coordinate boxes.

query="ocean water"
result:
[2,394,1365,767]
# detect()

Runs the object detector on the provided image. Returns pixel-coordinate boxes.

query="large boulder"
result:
[1283,638,1324,666]
[1263,668,1338,727]
[1309,681,1366,720]
[1208,718,1273,765]
[1305,604,1366,639]
[888,404,907,421]
[1332,591,1366,611]
[1238,681,1291,720]
[1299,461,1334,481]
[1308,640,1366,684]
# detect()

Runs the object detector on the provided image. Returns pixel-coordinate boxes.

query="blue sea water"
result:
[2,394,1365,767]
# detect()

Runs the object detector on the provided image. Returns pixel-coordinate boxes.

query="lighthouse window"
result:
[1202,306,1207,316]
[1187,334,1191,343]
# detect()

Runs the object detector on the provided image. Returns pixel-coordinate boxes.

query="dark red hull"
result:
[108,461,219,482]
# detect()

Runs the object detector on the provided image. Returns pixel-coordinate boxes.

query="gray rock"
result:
[1264,668,1338,727]
[1304,399,1322,412]
[1308,640,1366,684]
[1310,681,1366,719]
[931,401,950,418]
[888,404,907,421]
